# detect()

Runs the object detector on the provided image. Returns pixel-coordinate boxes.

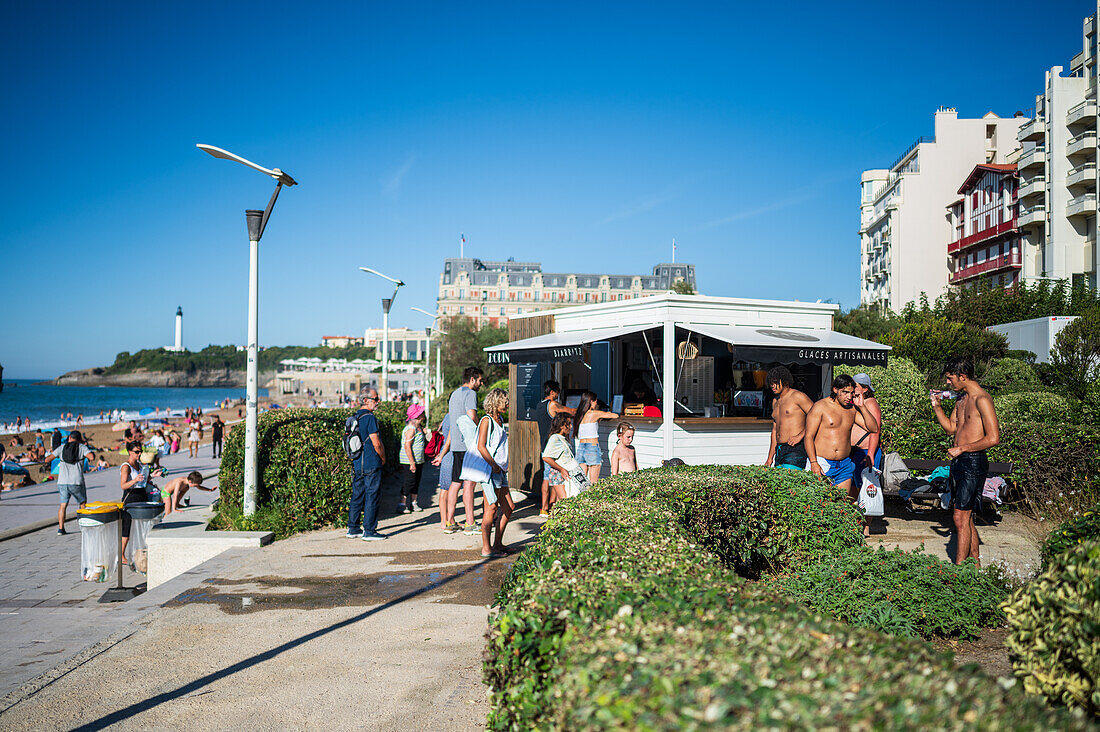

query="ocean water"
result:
[0,379,268,432]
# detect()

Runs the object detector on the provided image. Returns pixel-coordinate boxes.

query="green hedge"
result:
[216,404,407,537]
[993,391,1072,423]
[485,466,1081,729]
[1040,503,1100,570]
[1004,539,1100,717]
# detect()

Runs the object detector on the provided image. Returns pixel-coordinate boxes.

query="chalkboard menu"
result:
[516,363,542,421]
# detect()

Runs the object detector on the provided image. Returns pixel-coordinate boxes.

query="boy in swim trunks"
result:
[160,471,215,515]
[764,366,814,470]
[931,356,1000,566]
[804,374,880,497]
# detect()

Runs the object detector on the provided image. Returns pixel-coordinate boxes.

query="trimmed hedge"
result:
[216,405,407,537]
[993,391,1072,423]
[1004,539,1100,717]
[485,466,1082,729]
[1040,503,1100,570]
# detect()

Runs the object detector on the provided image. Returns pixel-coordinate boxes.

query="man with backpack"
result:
[47,430,96,535]
[345,388,387,541]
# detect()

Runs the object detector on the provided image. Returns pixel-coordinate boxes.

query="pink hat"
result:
[406,404,425,421]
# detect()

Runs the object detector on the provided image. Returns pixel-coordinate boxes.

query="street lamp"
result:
[197,144,297,517]
[410,306,447,419]
[360,267,405,400]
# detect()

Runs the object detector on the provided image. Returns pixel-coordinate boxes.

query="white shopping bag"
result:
[858,468,885,517]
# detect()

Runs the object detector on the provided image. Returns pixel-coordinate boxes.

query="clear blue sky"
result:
[0,1,1086,378]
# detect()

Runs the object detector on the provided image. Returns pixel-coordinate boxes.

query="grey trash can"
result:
[79,510,119,582]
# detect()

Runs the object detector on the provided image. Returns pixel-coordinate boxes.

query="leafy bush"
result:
[1049,307,1100,400]
[910,278,1100,329]
[836,356,931,433]
[764,546,1012,639]
[216,404,406,538]
[983,357,1041,395]
[832,305,899,342]
[1003,539,1100,717]
[486,467,1082,730]
[880,317,1008,375]
[1040,503,1100,569]
[886,420,1100,520]
[993,391,1072,423]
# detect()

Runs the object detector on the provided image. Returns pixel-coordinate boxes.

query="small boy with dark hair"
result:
[159,470,215,515]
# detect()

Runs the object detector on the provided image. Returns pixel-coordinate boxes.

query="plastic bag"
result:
[79,518,118,582]
[124,518,157,574]
[858,468,885,517]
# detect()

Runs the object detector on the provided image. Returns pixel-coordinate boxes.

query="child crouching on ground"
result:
[610,421,637,475]
[474,388,513,557]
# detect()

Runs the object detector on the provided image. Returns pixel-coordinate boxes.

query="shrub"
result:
[1040,503,1100,569]
[881,317,1008,375]
[216,404,406,538]
[836,356,931,434]
[1003,539,1100,717]
[764,545,1012,639]
[993,391,1072,423]
[887,420,1100,518]
[486,467,1082,730]
[1049,307,1100,400]
[983,357,1041,395]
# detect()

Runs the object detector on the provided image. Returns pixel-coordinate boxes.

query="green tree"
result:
[439,316,509,389]
[982,357,1041,395]
[833,306,898,342]
[670,280,696,295]
[1048,307,1100,400]
[880,317,1008,376]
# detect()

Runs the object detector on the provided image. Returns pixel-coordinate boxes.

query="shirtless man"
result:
[805,374,880,495]
[932,356,1000,566]
[764,366,814,470]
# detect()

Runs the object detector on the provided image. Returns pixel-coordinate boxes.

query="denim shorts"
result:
[577,443,602,466]
[58,483,87,504]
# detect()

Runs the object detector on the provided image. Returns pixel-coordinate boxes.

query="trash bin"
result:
[77,503,122,582]
[123,502,164,574]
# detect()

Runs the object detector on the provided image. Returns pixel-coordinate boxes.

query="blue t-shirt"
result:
[354,410,382,471]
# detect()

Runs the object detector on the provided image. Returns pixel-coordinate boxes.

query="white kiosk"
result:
[486,293,890,489]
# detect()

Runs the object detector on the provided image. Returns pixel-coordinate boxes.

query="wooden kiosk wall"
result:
[507,314,555,493]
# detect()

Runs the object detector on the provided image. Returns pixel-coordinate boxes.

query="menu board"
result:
[516,363,542,421]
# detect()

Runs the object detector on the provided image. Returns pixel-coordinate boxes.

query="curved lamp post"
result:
[197,144,297,516]
[360,267,405,400]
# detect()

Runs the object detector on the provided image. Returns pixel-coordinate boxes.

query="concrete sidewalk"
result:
[0,468,543,731]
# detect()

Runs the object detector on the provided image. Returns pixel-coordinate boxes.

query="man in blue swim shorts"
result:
[804,374,880,498]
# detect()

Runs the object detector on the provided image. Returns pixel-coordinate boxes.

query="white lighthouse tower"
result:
[172,306,183,352]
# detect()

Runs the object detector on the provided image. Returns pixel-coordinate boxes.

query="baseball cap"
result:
[406,404,425,421]
[853,373,874,391]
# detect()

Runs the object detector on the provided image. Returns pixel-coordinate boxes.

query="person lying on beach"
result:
[159,471,214,514]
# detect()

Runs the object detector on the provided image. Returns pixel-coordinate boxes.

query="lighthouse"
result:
[173,306,183,351]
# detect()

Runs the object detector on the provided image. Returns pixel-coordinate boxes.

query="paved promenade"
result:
[0,464,541,730]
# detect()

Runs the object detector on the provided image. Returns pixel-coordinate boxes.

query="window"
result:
[459,306,465,315]
[459,289,466,299]
[481,305,487,315]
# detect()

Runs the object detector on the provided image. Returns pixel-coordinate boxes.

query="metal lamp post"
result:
[197,144,297,516]
[410,306,446,415]
[360,267,404,400]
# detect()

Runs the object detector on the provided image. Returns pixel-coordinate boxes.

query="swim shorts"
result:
[851,446,883,478]
[950,450,988,513]
[548,468,566,486]
[815,456,856,486]
[449,451,465,485]
[577,443,602,466]
[775,442,808,470]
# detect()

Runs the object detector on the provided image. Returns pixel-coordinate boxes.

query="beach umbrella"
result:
[1,460,29,476]
[139,408,155,416]
[111,422,128,432]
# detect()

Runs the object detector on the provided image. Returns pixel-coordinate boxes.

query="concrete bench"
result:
[146,506,273,589]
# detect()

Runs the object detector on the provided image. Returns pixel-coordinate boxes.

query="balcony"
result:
[1067,163,1097,189]
[1067,100,1097,127]
[1067,131,1097,157]
[1019,176,1046,199]
[947,218,1018,254]
[1067,193,1097,218]
[1018,147,1046,169]
[1018,118,1046,141]
[950,251,1023,284]
[1018,205,1046,227]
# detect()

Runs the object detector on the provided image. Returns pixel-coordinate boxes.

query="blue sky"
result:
[0,1,1086,378]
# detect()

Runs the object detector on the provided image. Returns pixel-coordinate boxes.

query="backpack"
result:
[342,411,364,462]
[62,441,81,464]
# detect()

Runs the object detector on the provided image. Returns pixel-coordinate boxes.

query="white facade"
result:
[363,327,429,361]
[1017,7,1099,290]
[860,109,1026,312]
[987,316,1078,363]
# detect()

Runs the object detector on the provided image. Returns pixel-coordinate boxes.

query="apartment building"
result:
[320,335,364,348]
[1016,6,1099,290]
[859,108,1026,312]
[946,164,1023,288]
[436,257,696,328]
[363,327,429,361]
